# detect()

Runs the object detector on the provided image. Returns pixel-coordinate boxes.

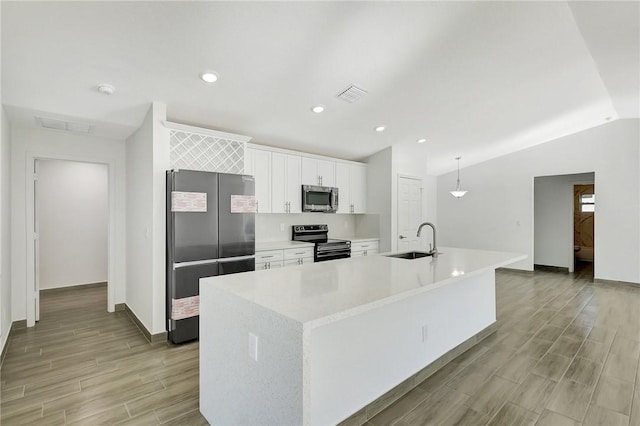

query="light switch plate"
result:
[249,333,258,361]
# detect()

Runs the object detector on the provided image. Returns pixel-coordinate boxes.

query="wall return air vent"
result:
[36,116,93,134]
[336,84,368,103]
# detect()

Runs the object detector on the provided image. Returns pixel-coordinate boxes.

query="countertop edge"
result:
[301,252,527,332]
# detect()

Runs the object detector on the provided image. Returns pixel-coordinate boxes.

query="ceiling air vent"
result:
[36,117,93,134]
[336,84,368,103]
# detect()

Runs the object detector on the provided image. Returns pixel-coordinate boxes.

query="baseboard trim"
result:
[534,264,570,273]
[124,305,167,344]
[337,322,499,426]
[497,267,534,275]
[40,281,107,294]
[594,278,640,288]
[1,320,28,368]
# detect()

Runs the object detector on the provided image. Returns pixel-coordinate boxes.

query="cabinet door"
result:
[317,159,335,187]
[271,153,287,213]
[350,164,367,213]
[285,155,302,213]
[252,149,272,213]
[335,163,350,214]
[244,148,254,175]
[301,157,319,185]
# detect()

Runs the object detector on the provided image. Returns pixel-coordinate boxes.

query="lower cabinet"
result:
[256,246,314,269]
[351,240,379,257]
[255,249,284,270]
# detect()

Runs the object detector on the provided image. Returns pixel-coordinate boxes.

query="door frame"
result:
[25,152,116,327]
[396,174,423,252]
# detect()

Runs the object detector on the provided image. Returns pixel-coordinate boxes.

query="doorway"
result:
[533,172,594,274]
[397,175,422,251]
[574,184,595,277]
[32,159,109,322]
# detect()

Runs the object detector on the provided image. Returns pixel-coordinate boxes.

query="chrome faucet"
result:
[416,222,438,257]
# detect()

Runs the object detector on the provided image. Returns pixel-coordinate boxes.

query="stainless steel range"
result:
[292,225,351,262]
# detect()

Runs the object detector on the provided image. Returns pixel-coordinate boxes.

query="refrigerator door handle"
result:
[174,259,219,269]
[217,255,255,263]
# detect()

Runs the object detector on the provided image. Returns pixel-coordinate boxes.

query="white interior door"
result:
[34,159,40,322]
[397,176,422,251]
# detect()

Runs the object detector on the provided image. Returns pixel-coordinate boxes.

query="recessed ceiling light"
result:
[201,72,218,83]
[375,125,386,132]
[96,84,115,95]
[417,138,427,144]
[311,105,325,113]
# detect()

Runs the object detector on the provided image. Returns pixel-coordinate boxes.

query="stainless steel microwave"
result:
[302,185,339,213]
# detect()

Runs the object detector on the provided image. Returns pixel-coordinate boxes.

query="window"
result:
[580,194,595,212]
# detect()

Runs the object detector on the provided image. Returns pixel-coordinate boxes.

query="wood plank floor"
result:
[367,270,640,426]
[0,284,205,425]
[2,270,640,425]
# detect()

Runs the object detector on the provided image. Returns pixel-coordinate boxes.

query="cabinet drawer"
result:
[283,247,314,260]
[256,260,284,270]
[283,257,313,267]
[255,250,284,263]
[351,241,379,251]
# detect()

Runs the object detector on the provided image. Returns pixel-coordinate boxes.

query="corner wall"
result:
[437,119,640,283]
[1,107,12,353]
[366,143,438,253]
[125,102,169,335]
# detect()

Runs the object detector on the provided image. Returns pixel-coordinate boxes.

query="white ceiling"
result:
[2,1,638,175]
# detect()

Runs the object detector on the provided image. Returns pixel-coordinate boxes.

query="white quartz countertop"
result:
[345,237,379,243]
[201,247,526,329]
[255,240,314,251]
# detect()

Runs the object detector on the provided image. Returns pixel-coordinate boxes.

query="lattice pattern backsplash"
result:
[169,129,245,174]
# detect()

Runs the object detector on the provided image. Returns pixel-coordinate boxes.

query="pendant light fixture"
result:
[449,157,468,198]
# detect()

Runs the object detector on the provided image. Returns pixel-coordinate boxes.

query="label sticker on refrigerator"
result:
[171,191,207,212]
[230,195,257,213]
[171,296,200,320]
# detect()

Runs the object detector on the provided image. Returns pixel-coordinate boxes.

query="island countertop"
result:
[201,247,526,329]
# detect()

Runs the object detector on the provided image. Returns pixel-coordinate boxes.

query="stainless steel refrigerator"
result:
[166,170,255,344]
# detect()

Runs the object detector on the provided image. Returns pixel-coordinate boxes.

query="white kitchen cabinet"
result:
[256,246,313,270]
[246,148,272,213]
[351,240,379,257]
[335,163,367,214]
[335,163,351,214]
[255,249,284,270]
[350,164,367,213]
[272,153,302,213]
[302,157,335,187]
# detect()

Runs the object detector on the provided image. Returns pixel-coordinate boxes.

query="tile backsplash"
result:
[256,213,366,242]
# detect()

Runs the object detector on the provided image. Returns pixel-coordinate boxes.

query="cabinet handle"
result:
[256,200,259,213]
[364,250,368,256]
[262,255,273,258]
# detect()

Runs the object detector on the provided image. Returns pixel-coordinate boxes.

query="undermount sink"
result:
[384,251,433,260]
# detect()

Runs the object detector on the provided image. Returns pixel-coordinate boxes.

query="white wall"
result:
[37,160,108,289]
[256,213,357,242]
[534,173,594,270]
[10,125,126,322]
[366,148,393,252]
[1,107,12,353]
[366,143,438,253]
[125,102,168,335]
[438,119,639,283]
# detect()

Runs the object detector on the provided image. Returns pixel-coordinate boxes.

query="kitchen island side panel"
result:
[308,270,496,425]
[199,281,304,425]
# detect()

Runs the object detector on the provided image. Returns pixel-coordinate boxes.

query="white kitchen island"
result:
[199,247,525,426]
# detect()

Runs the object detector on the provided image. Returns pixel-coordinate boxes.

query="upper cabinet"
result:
[245,148,271,213]
[271,153,302,214]
[335,162,367,214]
[245,145,366,214]
[301,158,335,187]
